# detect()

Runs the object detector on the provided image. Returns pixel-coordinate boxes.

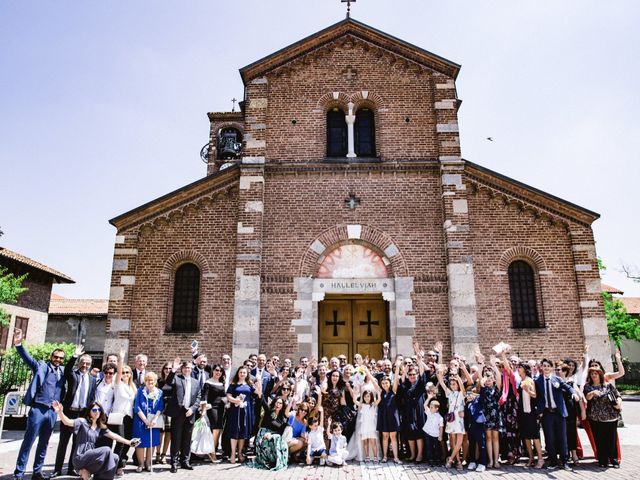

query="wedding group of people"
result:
[11,326,625,479]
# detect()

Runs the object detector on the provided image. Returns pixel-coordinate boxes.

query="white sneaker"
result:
[320,458,326,466]
[467,462,477,470]
[475,464,486,472]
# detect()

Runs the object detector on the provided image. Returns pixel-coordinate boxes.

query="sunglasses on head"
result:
[91,407,102,413]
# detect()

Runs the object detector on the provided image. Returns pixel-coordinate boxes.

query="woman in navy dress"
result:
[132,371,164,471]
[52,400,139,480]
[377,360,402,463]
[224,366,262,463]
[399,364,426,462]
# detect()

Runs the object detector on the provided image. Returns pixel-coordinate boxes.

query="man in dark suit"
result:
[13,328,67,480]
[192,353,210,393]
[167,362,201,472]
[132,353,148,387]
[250,354,274,437]
[52,345,96,477]
[535,358,580,470]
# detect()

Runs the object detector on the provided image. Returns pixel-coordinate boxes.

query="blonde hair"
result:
[144,371,158,384]
[121,364,136,391]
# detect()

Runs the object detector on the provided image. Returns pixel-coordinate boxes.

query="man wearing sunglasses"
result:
[53,344,96,477]
[12,328,68,480]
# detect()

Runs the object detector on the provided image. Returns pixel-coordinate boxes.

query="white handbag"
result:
[107,412,125,426]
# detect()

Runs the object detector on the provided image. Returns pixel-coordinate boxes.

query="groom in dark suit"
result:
[535,358,580,470]
[166,361,201,472]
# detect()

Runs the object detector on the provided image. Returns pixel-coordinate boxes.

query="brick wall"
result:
[107,22,605,366]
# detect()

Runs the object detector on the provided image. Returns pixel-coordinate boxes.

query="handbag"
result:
[151,414,165,429]
[606,386,619,407]
[107,412,124,426]
[446,392,460,423]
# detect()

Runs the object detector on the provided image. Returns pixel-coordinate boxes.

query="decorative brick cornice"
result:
[240,18,459,85]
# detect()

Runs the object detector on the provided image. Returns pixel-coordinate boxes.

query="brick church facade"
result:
[104,18,611,369]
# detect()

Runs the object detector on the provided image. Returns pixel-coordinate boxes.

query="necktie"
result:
[55,367,61,381]
[545,378,552,409]
[79,375,87,409]
[199,370,204,389]
[183,379,191,409]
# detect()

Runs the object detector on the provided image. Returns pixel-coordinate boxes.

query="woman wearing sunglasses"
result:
[52,400,140,480]
[111,350,137,476]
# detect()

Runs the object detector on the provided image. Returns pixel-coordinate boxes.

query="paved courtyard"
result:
[1,399,639,480]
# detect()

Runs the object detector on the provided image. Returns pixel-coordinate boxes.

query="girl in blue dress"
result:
[224,366,263,463]
[377,360,402,463]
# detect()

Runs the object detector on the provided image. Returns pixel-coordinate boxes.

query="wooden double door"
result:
[319,296,388,361]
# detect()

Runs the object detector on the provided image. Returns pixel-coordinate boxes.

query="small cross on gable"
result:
[342,67,357,81]
[344,193,361,210]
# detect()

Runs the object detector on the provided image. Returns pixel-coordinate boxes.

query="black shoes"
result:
[32,473,51,480]
[49,472,61,479]
[169,465,177,473]
[180,463,194,470]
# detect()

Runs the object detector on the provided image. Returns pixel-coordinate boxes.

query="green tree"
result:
[0,342,75,401]
[603,291,640,349]
[0,266,28,327]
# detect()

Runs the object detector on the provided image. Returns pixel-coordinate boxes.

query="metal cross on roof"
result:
[231,98,237,112]
[341,0,356,18]
[345,193,361,210]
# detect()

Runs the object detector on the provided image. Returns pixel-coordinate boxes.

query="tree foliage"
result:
[0,342,75,399]
[0,266,29,327]
[603,291,640,349]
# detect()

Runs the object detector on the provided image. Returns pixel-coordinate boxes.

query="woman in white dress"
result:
[111,350,137,475]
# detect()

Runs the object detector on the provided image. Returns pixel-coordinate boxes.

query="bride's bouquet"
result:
[352,366,367,387]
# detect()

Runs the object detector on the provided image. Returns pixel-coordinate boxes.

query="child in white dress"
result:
[354,384,381,461]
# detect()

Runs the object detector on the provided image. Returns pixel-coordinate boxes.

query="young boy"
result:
[306,408,327,465]
[326,422,349,466]
[423,397,444,466]
[465,390,487,472]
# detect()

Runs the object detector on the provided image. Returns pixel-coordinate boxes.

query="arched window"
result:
[171,263,200,332]
[355,108,375,157]
[508,260,541,328]
[326,109,347,157]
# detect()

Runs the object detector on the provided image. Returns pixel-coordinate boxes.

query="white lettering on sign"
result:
[313,278,394,294]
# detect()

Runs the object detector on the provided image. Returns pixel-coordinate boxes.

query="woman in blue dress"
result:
[224,366,263,463]
[52,400,140,480]
[132,371,164,472]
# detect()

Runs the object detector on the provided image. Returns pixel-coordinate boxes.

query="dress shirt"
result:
[544,375,557,409]
[72,372,90,409]
[183,377,192,409]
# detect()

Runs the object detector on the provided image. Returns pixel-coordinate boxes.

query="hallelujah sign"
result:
[314,278,394,294]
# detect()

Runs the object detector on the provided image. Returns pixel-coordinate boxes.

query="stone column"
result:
[104,232,138,362]
[231,76,268,366]
[345,101,356,158]
[432,73,479,359]
[569,226,613,371]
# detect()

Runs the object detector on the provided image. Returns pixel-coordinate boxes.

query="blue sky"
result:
[1,1,639,298]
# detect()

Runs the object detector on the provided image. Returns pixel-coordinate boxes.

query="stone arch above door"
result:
[293,224,414,360]
[299,224,408,278]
